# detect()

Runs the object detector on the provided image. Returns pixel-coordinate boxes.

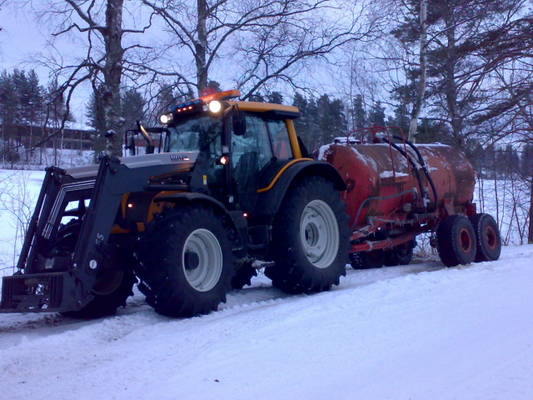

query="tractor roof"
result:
[229,101,300,119]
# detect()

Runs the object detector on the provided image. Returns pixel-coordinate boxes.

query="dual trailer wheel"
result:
[437,213,501,267]
[350,213,501,270]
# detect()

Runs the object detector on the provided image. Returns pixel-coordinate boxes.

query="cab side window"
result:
[232,114,273,173]
[266,119,292,160]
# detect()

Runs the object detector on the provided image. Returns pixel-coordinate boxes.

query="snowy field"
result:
[0,169,532,399]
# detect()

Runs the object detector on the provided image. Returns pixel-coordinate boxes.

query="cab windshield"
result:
[165,115,222,154]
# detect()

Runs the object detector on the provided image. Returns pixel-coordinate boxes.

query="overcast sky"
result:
[0,3,92,126]
[0,1,372,127]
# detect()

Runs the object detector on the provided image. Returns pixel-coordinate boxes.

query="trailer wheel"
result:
[469,213,501,262]
[436,215,477,267]
[231,261,257,290]
[137,206,234,318]
[350,251,385,269]
[266,176,349,294]
[384,241,414,266]
[61,270,136,319]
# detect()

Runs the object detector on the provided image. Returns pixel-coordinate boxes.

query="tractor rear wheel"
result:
[266,177,349,294]
[469,213,501,262]
[136,206,234,318]
[436,215,477,267]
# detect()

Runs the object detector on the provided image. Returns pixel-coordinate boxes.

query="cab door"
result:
[231,114,294,211]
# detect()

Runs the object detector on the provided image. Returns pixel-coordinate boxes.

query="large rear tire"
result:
[265,177,349,294]
[136,206,234,318]
[437,215,477,267]
[469,213,501,262]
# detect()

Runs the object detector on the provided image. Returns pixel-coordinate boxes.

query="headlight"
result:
[208,100,222,113]
[159,113,173,124]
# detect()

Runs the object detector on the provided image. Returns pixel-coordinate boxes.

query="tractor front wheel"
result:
[136,206,234,318]
[61,270,136,319]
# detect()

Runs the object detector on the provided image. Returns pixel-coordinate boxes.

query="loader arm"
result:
[1,155,192,313]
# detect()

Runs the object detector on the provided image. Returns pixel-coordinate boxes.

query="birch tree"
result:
[391,0,529,148]
[34,0,155,156]
[407,0,427,142]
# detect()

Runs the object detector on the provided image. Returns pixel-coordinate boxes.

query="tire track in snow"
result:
[0,261,443,349]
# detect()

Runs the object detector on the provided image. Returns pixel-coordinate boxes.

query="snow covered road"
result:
[1,245,532,400]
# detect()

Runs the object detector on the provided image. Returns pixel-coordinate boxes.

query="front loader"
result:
[1,90,349,318]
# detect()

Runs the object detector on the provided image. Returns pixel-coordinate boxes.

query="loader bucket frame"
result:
[0,156,183,313]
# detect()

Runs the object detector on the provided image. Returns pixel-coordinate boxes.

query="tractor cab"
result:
[127,90,306,212]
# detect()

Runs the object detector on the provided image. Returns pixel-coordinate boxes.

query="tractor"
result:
[1,90,350,317]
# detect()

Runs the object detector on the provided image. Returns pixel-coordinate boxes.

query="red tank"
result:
[319,142,475,231]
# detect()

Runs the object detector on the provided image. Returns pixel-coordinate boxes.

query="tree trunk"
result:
[408,0,428,143]
[103,0,125,157]
[527,176,533,244]
[443,5,462,149]
[195,0,208,94]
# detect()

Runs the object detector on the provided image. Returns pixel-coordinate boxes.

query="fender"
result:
[154,192,248,256]
[253,160,346,224]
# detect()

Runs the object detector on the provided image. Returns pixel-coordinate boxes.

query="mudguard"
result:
[253,160,346,224]
[154,192,248,256]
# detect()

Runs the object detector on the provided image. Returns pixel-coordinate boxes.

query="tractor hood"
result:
[66,152,199,179]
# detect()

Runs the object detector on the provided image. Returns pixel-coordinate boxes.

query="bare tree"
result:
[0,0,7,32]
[32,0,155,156]
[476,58,533,243]
[407,0,427,142]
[141,0,379,97]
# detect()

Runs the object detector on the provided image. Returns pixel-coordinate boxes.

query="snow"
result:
[1,169,533,399]
[380,170,409,178]
[1,149,94,170]
[0,247,532,399]
[317,143,332,160]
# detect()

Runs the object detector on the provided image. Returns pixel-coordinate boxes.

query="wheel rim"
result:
[182,228,223,292]
[299,199,339,269]
[459,228,472,253]
[485,225,498,249]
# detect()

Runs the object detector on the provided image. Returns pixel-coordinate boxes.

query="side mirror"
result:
[136,121,156,154]
[232,107,246,136]
[128,135,136,156]
[124,131,136,156]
